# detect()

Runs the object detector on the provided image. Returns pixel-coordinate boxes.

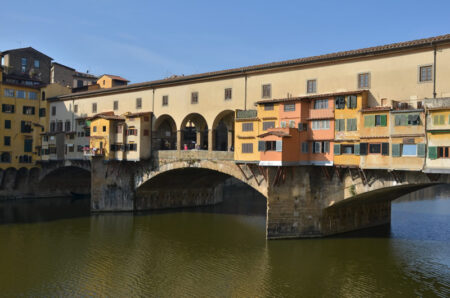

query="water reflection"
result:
[0,185,448,297]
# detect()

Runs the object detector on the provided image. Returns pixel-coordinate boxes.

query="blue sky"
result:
[1,0,449,83]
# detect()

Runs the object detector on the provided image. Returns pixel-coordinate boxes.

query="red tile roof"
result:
[102,74,129,82]
[256,90,366,105]
[258,130,291,138]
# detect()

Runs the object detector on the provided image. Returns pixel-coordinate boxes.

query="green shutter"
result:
[417,143,426,157]
[334,144,341,155]
[380,115,387,127]
[341,119,345,131]
[258,141,265,152]
[392,143,401,157]
[401,114,407,126]
[346,119,351,131]
[428,146,437,159]
[335,119,340,131]
[364,116,370,127]
[439,115,445,125]
[351,96,357,109]
[395,115,401,126]
[433,115,439,125]
[354,144,360,155]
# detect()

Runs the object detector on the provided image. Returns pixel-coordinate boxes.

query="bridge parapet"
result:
[153,150,234,162]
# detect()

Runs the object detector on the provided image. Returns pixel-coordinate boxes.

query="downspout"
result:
[433,43,437,98]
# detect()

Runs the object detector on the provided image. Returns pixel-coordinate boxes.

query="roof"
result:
[87,111,125,121]
[257,90,366,105]
[100,74,129,82]
[258,130,291,138]
[52,62,75,71]
[74,71,98,79]
[125,111,152,118]
[1,47,53,60]
[54,33,450,101]
[360,107,392,112]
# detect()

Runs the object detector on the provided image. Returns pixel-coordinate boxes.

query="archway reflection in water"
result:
[0,184,448,297]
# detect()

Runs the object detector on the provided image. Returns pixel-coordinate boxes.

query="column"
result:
[196,131,201,149]
[208,129,213,152]
[227,130,234,151]
[176,130,182,151]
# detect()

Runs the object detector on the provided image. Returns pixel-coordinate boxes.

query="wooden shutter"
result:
[346,119,352,131]
[428,146,437,159]
[417,143,426,157]
[401,114,407,126]
[360,143,368,155]
[276,140,282,152]
[439,115,445,125]
[335,119,340,131]
[334,144,341,155]
[395,115,401,126]
[380,115,387,127]
[433,115,439,125]
[382,143,389,156]
[258,141,265,152]
[340,119,345,131]
[364,116,374,127]
[354,144,360,155]
[392,143,401,157]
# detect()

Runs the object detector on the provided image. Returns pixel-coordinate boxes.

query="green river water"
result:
[0,185,449,297]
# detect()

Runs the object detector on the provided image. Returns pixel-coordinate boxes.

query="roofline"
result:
[52,62,75,71]
[1,47,53,60]
[256,90,367,105]
[53,34,450,101]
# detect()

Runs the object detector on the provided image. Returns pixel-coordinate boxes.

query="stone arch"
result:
[212,110,235,151]
[14,167,29,190]
[153,114,177,150]
[136,159,268,198]
[1,167,17,190]
[38,166,91,196]
[180,113,209,150]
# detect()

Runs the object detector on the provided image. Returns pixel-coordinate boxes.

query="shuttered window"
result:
[262,84,271,98]
[242,123,253,131]
[334,144,341,155]
[364,115,374,127]
[382,143,389,156]
[258,141,266,152]
[358,73,370,88]
[346,118,357,131]
[191,92,198,104]
[276,140,282,152]
[347,95,357,109]
[417,143,426,157]
[242,143,253,153]
[428,146,437,159]
[335,96,345,109]
[354,144,360,155]
[335,119,345,131]
[264,103,274,111]
[369,143,381,154]
[284,104,295,111]
[224,88,232,100]
[360,143,368,155]
[301,142,309,153]
[402,144,417,156]
[262,121,275,131]
[392,143,401,157]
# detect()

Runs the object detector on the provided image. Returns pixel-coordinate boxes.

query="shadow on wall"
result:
[38,166,91,196]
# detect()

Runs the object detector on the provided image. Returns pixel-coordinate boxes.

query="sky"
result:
[1,0,449,84]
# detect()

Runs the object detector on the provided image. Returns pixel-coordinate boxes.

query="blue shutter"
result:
[258,141,265,152]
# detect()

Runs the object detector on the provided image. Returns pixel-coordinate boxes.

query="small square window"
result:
[307,79,316,93]
[51,106,56,116]
[191,92,198,104]
[5,120,11,129]
[358,73,370,89]
[74,105,78,113]
[34,60,40,68]
[224,88,232,100]
[136,98,142,109]
[162,95,168,106]
[419,65,432,82]
[4,136,11,146]
[262,84,271,98]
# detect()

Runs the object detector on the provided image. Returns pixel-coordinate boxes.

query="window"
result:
[23,106,35,115]
[28,92,37,100]
[395,114,421,126]
[127,143,137,151]
[65,121,71,132]
[284,104,295,112]
[4,136,10,146]
[162,95,168,106]
[262,121,275,130]
[311,120,330,130]
[4,89,14,97]
[93,126,97,132]
[56,121,63,132]
[364,115,387,127]
[116,125,123,134]
[42,91,46,101]
[298,123,307,131]
[242,123,253,131]
[307,79,316,93]
[314,99,328,109]
[77,80,83,88]
[1,152,11,163]
[347,95,357,109]
[262,84,271,98]
[102,126,106,132]
[4,120,11,129]
[21,121,32,133]
[342,145,354,154]
[419,65,432,82]
[369,143,381,154]
[68,145,74,153]
[312,141,330,154]
[224,88,232,100]
[358,72,370,89]
[335,119,345,131]
[17,90,26,98]
[191,92,198,104]
[50,121,56,132]
[2,104,15,113]
[51,106,56,116]
[136,98,142,109]
[437,147,450,158]
[24,139,32,152]
[280,121,286,128]
[402,144,417,156]
[127,128,138,136]
[432,114,446,125]
[34,60,40,68]
[242,143,253,153]
[92,103,97,113]
[407,114,420,125]
[335,96,345,109]
[21,58,27,72]
[264,103,274,111]
[346,118,357,131]
[289,120,296,128]
[301,142,309,153]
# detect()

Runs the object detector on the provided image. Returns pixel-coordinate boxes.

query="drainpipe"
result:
[433,43,437,99]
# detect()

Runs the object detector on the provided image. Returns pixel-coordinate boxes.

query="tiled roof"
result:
[126,111,152,118]
[258,130,291,138]
[256,90,366,105]
[360,107,392,112]
[1,46,53,60]
[101,74,129,82]
[54,34,450,101]
[87,111,125,121]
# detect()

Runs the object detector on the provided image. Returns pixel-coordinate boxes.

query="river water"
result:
[0,185,449,297]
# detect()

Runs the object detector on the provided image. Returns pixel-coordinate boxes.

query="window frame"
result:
[306,79,317,94]
[418,64,433,83]
[262,84,271,99]
[191,92,199,104]
[224,88,232,100]
[357,72,371,89]
[162,95,169,106]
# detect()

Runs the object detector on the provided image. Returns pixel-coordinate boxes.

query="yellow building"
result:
[425,101,450,173]
[390,103,426,171]
[0,74,42,169]
[234,109,260,163]
[97,74,129,89]
[333,91,367,167]
[359,107,391,169]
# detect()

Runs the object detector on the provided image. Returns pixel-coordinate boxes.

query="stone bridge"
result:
[87,150,449,239]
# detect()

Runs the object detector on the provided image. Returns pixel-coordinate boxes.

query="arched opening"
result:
[212,110,235,151]
[180,113,208,150]
[2,167,16,190]
[153,114,177,150]
[38,166,91,196]
[14,168,29,190]
[136,168,266,215]
[1,152,11,163]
